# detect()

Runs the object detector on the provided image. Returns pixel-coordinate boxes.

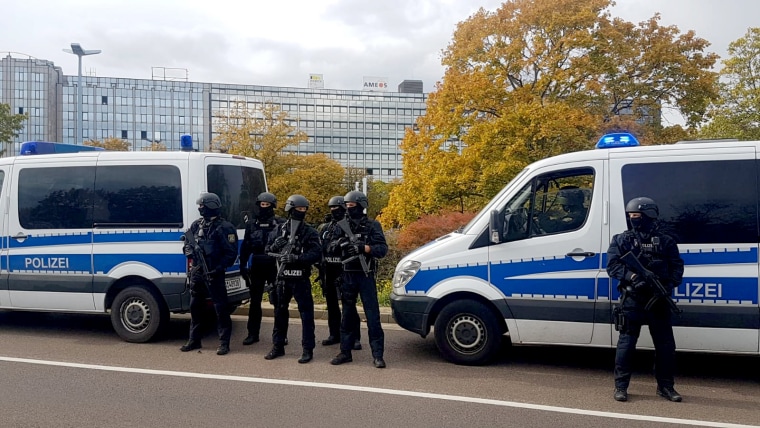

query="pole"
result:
[77,55,83,144]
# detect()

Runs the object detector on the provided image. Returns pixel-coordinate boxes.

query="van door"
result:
[7,160,95,310]
[489,161,604,344]
[0,164,9,307]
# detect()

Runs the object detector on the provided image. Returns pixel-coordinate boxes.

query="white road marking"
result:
[0,356,754,428]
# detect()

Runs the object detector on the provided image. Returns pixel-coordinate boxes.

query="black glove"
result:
[346,243,362,257]
[271,236,288,252]
[632,278,648,292]
[183,246,194,257]
[279,253,299,264]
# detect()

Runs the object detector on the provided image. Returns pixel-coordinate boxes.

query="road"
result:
[0,310,758,428]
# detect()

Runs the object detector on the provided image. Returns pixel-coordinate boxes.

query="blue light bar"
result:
[19,141,104,155]
[595,133,640,149]
[180,134,194,152]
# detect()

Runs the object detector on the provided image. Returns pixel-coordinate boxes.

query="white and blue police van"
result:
[0,139,266,342]
[391,133,760,365]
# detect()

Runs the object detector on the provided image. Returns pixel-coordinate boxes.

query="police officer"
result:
[318,196,361,349]
[607,197,684,402]
[180,192,239,356]
[330,191,388,368]
[239,192,286,346]
[264,195,321,363]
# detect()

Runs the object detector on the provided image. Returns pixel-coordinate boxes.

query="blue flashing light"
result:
[595,132,640,149]
[180,134,194,152]
[19,141,104,155]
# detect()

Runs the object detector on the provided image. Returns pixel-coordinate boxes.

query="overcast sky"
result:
[3,0,758,101]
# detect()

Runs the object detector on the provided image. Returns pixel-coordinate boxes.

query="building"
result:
[0,52,428,181]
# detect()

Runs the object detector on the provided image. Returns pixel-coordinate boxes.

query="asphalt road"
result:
[0,310,758,428]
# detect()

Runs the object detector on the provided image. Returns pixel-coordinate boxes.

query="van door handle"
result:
[12,232,28,241]
[566,251,595,258]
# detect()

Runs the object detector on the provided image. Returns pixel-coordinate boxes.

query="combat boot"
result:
[180,340,202,352]
[657,386,682,402]
[614,388,628,402]
[373,357,386,369]
[264,346,285,360]
[242,335,259,346]
[321,336,340,346]
[216,343,230,355]
[298,349,313,364]
[330,352,352,365]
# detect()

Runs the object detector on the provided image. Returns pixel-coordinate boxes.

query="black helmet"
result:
[556,187,584,208]
[328,196,345,207]
[196,192,222,210]
[284,194,310,213]
[256,192,277,208]
[344,191,368,209]
[625,197,659,219]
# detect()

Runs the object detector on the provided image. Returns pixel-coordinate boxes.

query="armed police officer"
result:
[318,196,361,349]
[264,195,322,364]
[607,197,684,402]
[330,191,388,369]
[180,193,239,356]
[239,192,286,346]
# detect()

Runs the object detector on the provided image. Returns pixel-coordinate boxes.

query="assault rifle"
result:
[267,218,302,284]
[620,251,681,314]
[336,217,370,276]
[183,228,211,292]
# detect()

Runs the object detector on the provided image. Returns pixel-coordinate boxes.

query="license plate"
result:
[225,276,241,291]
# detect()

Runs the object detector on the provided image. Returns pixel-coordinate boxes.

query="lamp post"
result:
[63,43,101,144]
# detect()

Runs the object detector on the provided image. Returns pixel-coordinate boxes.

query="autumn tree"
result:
[381,0,718,228]
[700,28,760,140]
[213,101,346,221]
[0,103,27,156]
[146,142,167,151]
[84,136,131,151]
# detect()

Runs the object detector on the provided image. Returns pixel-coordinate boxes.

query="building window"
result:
[121,130,128,139]
[140,130,147,139]
[102,96,108,105]
[18,107,24,114]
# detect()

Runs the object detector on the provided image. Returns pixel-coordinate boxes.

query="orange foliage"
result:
[397,211,477,251]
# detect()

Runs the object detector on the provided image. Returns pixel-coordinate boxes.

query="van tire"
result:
[111,286,167,343]
[434,300,501,365]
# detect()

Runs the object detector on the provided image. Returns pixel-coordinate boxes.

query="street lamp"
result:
[63,43,101,144]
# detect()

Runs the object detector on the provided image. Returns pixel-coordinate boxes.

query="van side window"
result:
[207,165,267,228]
[93,165,182,226]
[500,168,594,242]
[19,167,96,229]
[622,160,757,244]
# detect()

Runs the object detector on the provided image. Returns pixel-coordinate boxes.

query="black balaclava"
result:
[630,215,655,235]
[290,209,307,221]
[199,206,219,220]
[258,205,274,220]
[331,206,346,221]
[347,205,364,220]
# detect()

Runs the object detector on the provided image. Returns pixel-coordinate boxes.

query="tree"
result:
[0,103,27,156]
[84,137,131,151]
[700,28,760,140]
[213,101,347,221]
[381,0,718,228]
[146,142,167,151]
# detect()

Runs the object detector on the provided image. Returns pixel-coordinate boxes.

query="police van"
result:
[0,140,266,342]
[391,133,760,365]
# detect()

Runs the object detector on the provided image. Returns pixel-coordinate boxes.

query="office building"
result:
[0,52,428,181]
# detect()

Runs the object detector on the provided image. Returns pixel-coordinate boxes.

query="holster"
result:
[613,305,626,332]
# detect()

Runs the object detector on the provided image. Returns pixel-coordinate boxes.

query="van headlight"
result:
[393,260,421,291]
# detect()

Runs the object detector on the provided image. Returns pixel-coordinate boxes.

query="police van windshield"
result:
[461,167,529,234]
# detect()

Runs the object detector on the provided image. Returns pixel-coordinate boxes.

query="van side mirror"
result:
[489,210,502,244]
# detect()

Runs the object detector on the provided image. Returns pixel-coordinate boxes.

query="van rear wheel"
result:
[111,286,167,343]
[434,300,501,365]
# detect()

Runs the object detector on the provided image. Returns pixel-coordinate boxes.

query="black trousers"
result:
[322,265,343,339]
[188,275,231,345]
[339,272,383,358]
[272,278,315,350]
[246,262,278,340]
[614,299,676,389]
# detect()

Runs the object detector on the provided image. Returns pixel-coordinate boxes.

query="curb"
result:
[233,303,394,324]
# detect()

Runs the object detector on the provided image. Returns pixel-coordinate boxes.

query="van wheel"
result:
[434,300,501,365]
[111,287,167,343]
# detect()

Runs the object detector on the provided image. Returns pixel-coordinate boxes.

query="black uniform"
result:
[319,218,360,348]
[266,219,322,352]
[239,212,285,342]
[329,216,387,362]
[607,224,684,392]
[184,216,239,348]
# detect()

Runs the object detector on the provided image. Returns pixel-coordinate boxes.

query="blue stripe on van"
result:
[497,277,595,299]
[405,263,488,293]
[9,233,92,248]
[94,253,186,275]
[602,247,758,267]
[9,254,92,272]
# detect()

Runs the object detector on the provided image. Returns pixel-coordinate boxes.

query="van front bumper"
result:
[390,293,435,338]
